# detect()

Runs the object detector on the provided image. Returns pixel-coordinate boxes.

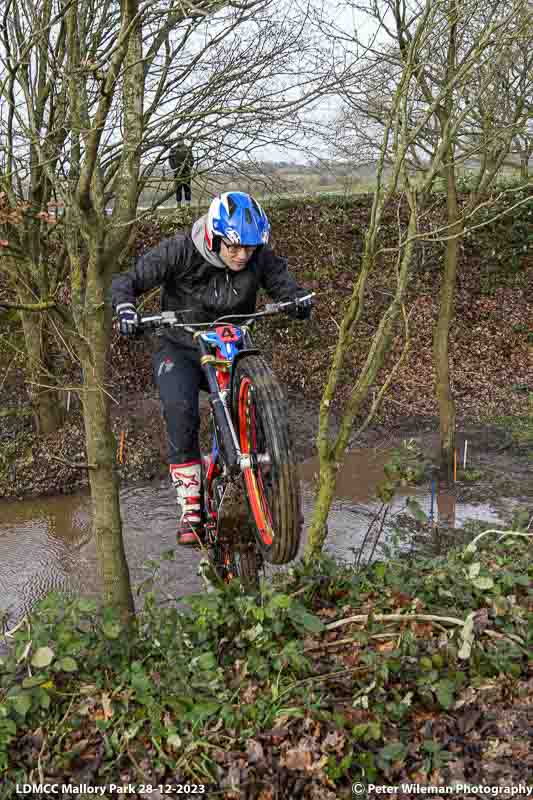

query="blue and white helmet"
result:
[205,191,270,250]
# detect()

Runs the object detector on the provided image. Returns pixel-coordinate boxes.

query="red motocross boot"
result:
[170,461,205,546]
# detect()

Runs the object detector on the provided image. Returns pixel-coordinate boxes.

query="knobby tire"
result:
[206,447,261,593]
[210,527,260,592]
[232,544,261,592]
[233,355,301,564]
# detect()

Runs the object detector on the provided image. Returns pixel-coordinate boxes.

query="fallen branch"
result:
[466,529,533,552]
[484,629,526,648]
[325,612,465,631]
[304,632,397,653]
[49,454,96,471]
[322,612,525,653]
[3,616,29,638]
[290,665,369,688]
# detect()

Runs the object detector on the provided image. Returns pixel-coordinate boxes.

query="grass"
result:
[484,389,533,450]
[488,410,533,448]
[140,166,530,211]
[139,178,379,210]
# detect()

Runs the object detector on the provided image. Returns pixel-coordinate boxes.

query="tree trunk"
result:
[80,304,134,616]
[304,451,336,560]
[433,160,462,483]
[436,480,456,528]
[305,198,418,563]
[520,152,529,180]
[18,299,63,434]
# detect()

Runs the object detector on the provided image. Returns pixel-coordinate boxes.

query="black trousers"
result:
[174,177,191,203]
[153,341,208,464]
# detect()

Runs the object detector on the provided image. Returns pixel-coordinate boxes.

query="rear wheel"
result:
[232,542,261,592]
[233,355,301,564]
[210,536,261,592]
[208,471,261,592]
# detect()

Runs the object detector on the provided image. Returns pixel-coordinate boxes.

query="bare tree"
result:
[396,0,531,479]
[304,0,532,560]
[329,0,532,185]
[0,0,351,606]
[0,0,71,433]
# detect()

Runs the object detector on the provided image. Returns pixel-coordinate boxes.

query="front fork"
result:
[197,337,254,477]
[198,337,269,548]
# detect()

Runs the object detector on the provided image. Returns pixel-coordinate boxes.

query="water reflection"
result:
[0,449,507,629]
[0,492,91,625]
[298,450,505,561]
[0,483,206,629]
[436,486,457,528]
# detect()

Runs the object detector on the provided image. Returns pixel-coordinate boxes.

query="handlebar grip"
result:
[137,315,164,332]
[262,294,315,315]
[139,319,157,331]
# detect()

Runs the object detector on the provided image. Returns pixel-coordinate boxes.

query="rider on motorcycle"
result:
[112,191,312,545]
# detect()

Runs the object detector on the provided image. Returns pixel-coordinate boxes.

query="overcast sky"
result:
[248,2,379,163]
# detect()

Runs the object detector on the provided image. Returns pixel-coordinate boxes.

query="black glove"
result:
[288,295,313,320]
[116,302,139,336]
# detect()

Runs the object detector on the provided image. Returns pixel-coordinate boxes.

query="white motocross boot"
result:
[170,461,205,546]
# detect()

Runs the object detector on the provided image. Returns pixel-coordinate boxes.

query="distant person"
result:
[168,138,194,205]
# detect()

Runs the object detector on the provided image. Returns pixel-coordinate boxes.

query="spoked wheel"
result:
[210,534,261,592]
[233,355,302,564]
[231,541,262,592]
[207,472,262,593]
[211,538,235,584]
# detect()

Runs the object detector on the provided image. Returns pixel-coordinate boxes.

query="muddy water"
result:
[299,450,508,560]
[0,449,508,632]
[0,483,204,629]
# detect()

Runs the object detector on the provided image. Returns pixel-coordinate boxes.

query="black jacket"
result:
[168,144,194,177]
[111,234,307,347]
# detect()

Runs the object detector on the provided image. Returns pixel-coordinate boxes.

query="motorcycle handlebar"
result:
[136,292,316,332]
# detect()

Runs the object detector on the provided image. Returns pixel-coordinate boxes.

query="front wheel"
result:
[233,355,301,564]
